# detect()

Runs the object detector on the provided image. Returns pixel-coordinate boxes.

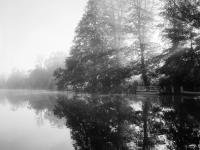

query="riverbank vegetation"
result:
[1,0,200,93]
[54,0,161,93]
[54,0,200,93]
[0,52,66,90]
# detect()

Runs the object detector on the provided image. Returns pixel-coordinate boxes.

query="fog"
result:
[0,51,67,89]
[0,0,87,75]
[0,0,200,149]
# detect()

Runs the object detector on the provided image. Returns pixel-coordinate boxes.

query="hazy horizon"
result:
[0,0,87,76]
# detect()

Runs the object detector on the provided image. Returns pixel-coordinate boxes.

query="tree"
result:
[125,0,159,86]
[67,0,109,90]
[6,70,27,89]
[159,0,200,90]
[54,0,132,92]
[28,66,50,89]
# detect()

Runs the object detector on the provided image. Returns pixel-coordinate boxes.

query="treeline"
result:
[54,0,160,93]
[54,0,200,93]
[3,0,199,92]
[0,52,66,90]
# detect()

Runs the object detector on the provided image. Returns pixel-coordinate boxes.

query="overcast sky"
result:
[0,0,87,75]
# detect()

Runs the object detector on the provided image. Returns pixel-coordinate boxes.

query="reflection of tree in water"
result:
[138,96,200,150]
[54,95,140,150]
[53,94,200,150]
[134,98,166,150]
[53,95,169,150]
[0,91,67,128]
[159,96,200,150]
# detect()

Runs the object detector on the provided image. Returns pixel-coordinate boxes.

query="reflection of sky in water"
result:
[0,90,200,150]
[0,96,73,150]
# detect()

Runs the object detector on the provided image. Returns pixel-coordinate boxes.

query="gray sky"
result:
[0,0,87,75]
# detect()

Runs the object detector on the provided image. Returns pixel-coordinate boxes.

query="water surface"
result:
[0,90,199,150]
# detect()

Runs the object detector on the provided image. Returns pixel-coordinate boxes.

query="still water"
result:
[0,89,199,150]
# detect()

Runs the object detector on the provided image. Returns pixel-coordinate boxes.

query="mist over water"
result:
[0,90,73,150]
[0,90,199,149]
[1,0,200,149]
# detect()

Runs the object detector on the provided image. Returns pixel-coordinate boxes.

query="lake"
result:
[0,89,199,150]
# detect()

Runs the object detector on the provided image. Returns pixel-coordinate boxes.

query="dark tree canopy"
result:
[159,0,200,90]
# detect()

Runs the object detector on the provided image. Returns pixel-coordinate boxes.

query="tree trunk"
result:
[142,100,149,150]
[137,0,149,87]
[140,43,149,86]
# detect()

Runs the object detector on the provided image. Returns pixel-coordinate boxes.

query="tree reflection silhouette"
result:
[53,95,141,150]
[53,94,200,150]
[159,96,200,150]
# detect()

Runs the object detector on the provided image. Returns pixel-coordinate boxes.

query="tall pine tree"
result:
[55,0,132,92]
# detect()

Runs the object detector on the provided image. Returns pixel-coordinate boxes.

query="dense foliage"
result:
[159,0,200,90]
[54,0,160,93]
[4,0,200,92]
